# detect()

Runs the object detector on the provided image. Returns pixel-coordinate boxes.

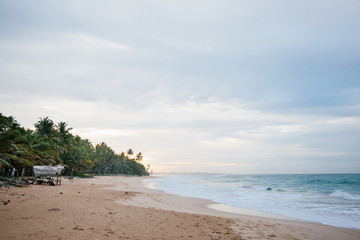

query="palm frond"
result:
[0,153,19,161]
[14,136,30,144]
[0,157,13,168]
[20,158,34,167]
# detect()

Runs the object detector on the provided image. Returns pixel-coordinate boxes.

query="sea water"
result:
[143,173,360,229]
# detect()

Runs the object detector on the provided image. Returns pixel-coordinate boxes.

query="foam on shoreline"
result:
[141,176,299,221]
[207,203,298,221]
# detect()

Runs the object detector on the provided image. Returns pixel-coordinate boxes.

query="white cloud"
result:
[73,128,130,138]
[1,0,359,173]
[67,33,130,51]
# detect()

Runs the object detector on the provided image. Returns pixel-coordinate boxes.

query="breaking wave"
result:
[330,190,360,201]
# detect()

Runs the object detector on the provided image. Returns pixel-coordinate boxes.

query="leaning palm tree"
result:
[0,127,18,169]
[0,114,34,174]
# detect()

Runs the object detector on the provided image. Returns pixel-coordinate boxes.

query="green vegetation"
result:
[0,113,149,177]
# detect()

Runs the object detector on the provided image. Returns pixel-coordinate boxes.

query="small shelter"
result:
[33,165,65,185]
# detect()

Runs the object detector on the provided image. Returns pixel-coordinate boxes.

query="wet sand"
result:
[1,176,359,240]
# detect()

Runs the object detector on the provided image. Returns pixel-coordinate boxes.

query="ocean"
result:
[143,173,360,229]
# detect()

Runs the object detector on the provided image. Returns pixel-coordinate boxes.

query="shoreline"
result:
[85,176,360,239]
[206,203,299,221]
[146,175,301,221]
[141,174,360,230]
[107,175,300,221]
[1,175,359,240]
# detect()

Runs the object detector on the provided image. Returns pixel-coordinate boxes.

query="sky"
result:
[0,0,359,174]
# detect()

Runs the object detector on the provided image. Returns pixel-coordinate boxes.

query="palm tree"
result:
[57,122,73,136]
[0,115,19,169]
[135,152,143,162]
[0,114,34,174]
[95,142,116,174]
[33,117,64,165]
[34,117,55,137]
[127,149,134,158]
[31,136,60,165]
[57,121,74,159]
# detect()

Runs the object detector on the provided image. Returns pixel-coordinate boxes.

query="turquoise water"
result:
[144,173,360,229]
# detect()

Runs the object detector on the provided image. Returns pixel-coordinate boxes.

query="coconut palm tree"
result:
[34,117,54,135]
[135,152,143,162]
[0,115,19,169]
[57,122,73,139]
[33,117,64,165]
[0,114,34,174]
[127,149,134,158]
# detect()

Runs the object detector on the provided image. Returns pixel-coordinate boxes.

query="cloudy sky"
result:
[1,0,359,173]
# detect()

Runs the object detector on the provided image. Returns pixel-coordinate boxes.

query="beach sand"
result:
[1,176,359,240]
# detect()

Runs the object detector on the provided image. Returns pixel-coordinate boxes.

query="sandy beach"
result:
[1,176,359,240]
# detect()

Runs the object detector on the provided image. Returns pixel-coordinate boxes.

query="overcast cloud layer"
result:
[1,0,359,173]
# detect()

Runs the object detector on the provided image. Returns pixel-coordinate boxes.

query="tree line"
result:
[0,113,150,177]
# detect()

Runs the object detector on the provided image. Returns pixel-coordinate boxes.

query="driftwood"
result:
[33,165,65,185]
[0,177,30,188]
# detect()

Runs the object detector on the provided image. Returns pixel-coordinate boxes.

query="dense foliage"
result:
[0,113,149,177]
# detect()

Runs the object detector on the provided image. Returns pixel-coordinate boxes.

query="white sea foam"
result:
[330,190,360,201]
